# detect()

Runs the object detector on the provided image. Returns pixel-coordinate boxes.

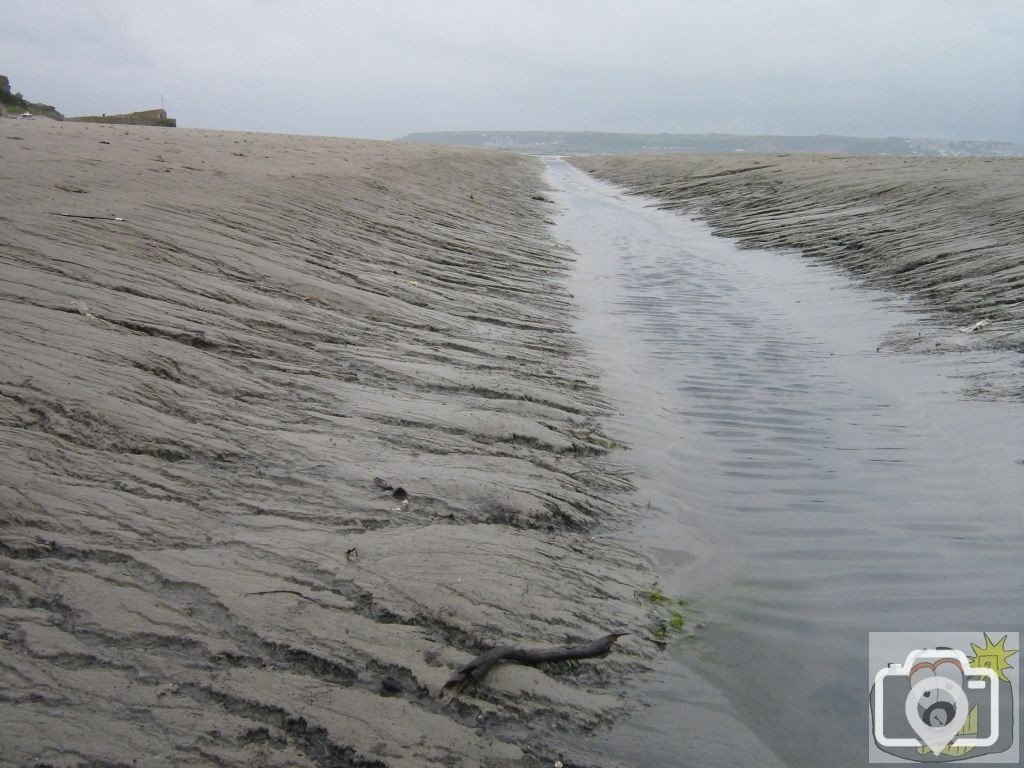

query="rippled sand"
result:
[0,121,653,767]
[572,153,1024,360]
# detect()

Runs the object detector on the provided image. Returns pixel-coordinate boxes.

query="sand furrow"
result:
[572,154,1024,369]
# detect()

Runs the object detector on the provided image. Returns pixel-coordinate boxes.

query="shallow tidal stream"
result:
[543,157,1024,767]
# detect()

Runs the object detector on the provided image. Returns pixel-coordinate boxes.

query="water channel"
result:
[544,157,1024,767]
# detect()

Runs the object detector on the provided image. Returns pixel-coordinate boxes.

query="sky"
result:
[5,0,1023,143]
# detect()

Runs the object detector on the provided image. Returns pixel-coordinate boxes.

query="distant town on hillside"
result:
[400,130,1024,157]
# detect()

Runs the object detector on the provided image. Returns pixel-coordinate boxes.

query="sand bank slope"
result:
[0,121,651,767]
[572,154,1024,357]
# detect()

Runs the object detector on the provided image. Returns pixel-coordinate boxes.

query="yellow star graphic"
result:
[969,633,1017,683]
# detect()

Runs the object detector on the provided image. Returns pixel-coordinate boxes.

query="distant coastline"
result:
[401,129,1024,157]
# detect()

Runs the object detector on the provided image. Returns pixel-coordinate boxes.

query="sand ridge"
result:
[571,153,1024,389]
[0,121,653,767]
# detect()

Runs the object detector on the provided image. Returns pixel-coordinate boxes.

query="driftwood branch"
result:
[443,633,626,693]
[243,589,334,609]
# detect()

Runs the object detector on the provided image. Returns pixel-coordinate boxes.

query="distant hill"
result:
[400,130,1024,157]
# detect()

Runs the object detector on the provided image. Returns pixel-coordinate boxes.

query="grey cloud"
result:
[5,0,1022,142]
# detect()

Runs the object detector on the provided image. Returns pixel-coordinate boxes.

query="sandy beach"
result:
[5,119,1022,767]
[0,121,655,767]
[572,153,1024,383]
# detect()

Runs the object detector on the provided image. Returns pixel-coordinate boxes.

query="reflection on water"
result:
[545,157,1024,767]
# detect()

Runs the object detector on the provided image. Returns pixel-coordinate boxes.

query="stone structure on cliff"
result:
[68,108,176,127]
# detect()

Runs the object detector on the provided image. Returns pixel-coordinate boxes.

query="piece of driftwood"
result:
[443,633,626,693]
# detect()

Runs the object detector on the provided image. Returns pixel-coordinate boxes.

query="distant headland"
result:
[1,74,175,126]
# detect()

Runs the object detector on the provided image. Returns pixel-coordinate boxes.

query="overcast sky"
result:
[6,0,1023,142]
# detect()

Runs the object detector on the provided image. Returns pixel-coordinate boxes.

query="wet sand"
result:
[571,153,1024,390]
[0,121,655,767]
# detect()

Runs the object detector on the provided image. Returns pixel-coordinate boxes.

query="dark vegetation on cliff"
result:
[0,74,64,119]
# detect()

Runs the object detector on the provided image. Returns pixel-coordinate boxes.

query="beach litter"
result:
[959,318,991,333]
[52,212,125,221]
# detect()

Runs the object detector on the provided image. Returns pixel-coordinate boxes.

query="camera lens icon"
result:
[910,659,967,729]
[905,666,972,753]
